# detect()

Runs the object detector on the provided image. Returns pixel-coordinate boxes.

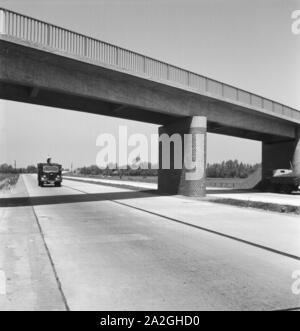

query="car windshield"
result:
[43,165,59,173]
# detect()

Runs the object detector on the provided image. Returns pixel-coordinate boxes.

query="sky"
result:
[1,0,300,169]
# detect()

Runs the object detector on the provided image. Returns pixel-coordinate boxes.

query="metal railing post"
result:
[84,37,87,57]
[46,24,50,46]
[116,46,119,66]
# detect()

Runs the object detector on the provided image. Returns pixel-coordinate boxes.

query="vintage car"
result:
[37,162,62,187]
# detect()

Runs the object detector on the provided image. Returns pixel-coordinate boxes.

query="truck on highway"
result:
[37,162,62,187]
[264,169,300,194]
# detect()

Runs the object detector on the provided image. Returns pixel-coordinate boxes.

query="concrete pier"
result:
[158,116,207,197]
[262,127,300,179]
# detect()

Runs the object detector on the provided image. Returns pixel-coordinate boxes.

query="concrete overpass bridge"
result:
[0,7,299,196]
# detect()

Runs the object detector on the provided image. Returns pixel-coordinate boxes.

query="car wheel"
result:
[282,185,293,194]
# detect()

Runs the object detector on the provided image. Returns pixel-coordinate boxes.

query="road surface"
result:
[64,175,300,208]
[0,174,300,311]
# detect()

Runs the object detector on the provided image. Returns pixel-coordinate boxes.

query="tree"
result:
[26,165,37,173]
[206,160,260,178]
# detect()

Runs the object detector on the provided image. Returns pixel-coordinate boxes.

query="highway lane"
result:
[2,174,300,310]
[0,175,66,311]
[63,178,300,259]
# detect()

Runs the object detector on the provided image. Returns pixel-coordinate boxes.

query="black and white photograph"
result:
[0,0,300,314]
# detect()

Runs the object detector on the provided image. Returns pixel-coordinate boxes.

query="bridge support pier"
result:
[293,127,300,176]
[262,127,300,179]
[158,116,207,197]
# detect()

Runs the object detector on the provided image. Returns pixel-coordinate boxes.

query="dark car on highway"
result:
[37,163,62,187]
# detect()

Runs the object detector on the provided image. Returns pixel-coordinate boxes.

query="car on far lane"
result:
[264,169,300,194]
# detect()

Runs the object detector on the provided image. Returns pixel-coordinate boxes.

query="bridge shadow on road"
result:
[0,190,159,208]
[1,186,297,208]
[0,185,253,208]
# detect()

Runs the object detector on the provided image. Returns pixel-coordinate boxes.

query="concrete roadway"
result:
[0,174,300,311]
[63,175,300,208]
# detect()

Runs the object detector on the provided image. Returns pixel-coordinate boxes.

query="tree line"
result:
[79,163,158,178]
[206,160,260,178]
[0,163,37,174]
[0,160,260,178]
[78,160,260,179]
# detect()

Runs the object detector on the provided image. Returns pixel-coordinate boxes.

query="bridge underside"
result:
[0,40,299,196]
[0,39,297,143]
[0,81,294,143]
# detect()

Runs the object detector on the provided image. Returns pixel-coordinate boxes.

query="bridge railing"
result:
[0,7,299,122]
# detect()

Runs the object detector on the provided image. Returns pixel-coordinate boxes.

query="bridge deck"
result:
[0,7,299,125]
